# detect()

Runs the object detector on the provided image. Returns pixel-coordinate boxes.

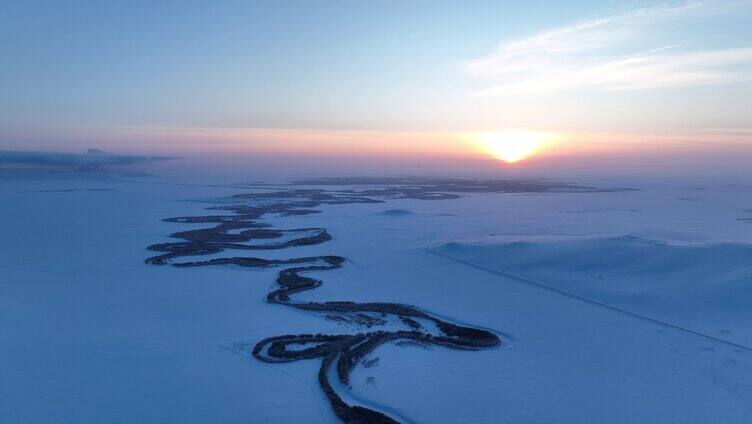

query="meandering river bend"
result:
[145,178,618,423]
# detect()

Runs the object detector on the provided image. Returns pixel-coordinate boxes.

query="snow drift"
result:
[434,234,752,346]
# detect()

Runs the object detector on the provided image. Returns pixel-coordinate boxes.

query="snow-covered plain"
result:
[2,171,752,423]
[433,233,752,347]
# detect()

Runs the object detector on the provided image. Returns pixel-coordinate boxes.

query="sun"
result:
[476,130,552,163]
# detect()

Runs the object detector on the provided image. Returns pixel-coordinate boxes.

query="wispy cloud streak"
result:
[463,1,752,95]
[0,150,177,170]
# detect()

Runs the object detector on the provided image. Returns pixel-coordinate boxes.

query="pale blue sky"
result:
[1,0,751,151]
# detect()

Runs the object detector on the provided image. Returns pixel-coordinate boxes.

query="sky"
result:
[1,0,751,175]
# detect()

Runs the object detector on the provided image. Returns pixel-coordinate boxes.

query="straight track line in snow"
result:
[427,246,752,352]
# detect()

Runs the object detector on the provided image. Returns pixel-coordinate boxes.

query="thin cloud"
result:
[0,150,177,170]
[463,1,752,95]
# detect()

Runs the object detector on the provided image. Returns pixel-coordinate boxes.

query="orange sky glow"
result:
[8,125,752,166]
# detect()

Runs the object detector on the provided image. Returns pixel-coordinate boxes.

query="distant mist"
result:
[0,150,178,171]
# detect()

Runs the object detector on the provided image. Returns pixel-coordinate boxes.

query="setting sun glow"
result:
[476,131,552,163]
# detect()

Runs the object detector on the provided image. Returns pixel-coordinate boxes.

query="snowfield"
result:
[433,234,752,347]
[2,171,752,423]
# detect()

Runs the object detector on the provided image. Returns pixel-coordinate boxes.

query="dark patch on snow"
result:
[377,209,415,216]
